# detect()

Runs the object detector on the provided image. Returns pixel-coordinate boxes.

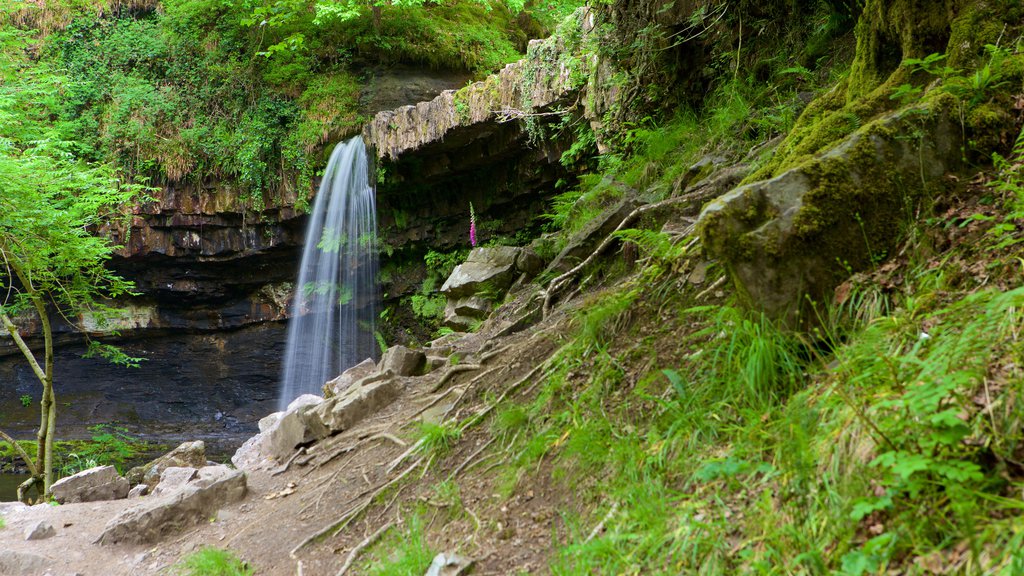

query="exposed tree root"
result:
[585,502,619,543]
[271,447,306,477]
[431,364,483,393]
[335,520,394,576]
[290,456,426,560]
[450,436,497,479]
[543,194,702,317]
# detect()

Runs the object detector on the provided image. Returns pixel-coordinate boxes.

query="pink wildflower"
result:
[469,203,477,247]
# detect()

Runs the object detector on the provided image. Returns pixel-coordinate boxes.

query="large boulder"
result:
[126,440,206,488]
[323,358,378,397]
[50,465,129,504]
[379,345,425,376]
[231,395,324,469]
[97,465,247,545]
[311,377,400,433]
[698,100,962,327]
[440,246,521,299]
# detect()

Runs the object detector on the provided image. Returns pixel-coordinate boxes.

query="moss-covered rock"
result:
[698,101,962,327]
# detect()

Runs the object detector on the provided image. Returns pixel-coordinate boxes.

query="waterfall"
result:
[278,136,379,410]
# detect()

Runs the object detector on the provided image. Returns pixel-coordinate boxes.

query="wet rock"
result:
[24,520,55,541]
[699,105,961,327]
[379,345,425,376]
[424,552,474,576]
[440,246,521,299]
[97,465,247,545]
[126,440,206,488]
[151,467,199,496]
[0,550,50,575]
[50,465,129,504]
[323,358,378,397]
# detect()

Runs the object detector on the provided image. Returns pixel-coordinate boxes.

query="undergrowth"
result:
[171,547,253,576]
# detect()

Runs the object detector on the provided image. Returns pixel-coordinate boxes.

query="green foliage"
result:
[18,395,30,408]
[60,424,152,476]
[415,422,462,456]
[361,511,434,576]
[973,127,1024,250]
[171,547,253,576]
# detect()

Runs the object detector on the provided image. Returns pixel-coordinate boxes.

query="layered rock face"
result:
[0,182,303,443]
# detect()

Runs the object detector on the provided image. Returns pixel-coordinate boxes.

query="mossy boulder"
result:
[698,100,962,328]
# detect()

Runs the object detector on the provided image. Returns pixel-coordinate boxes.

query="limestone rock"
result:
[230,433,266,471]
[698,104,961,327]
[440,246,522,299]
[0,551,50,575]
[312,376,400,433]
[128,484,149,498]
[51,465,129,504]
[151,467,199,496]
[97,465,247,545]
[363,8,591,160]
[424,552,473,576]
[443,296,492,330]
[258,412,282,433]
[24,520,55,541]
[323,358,378,397]
[126,440,206,488]
[379,345,425,376]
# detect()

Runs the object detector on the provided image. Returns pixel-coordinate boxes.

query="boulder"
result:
[312,376,400,433]
[514,246,545,278]
[232,396,325,470]
[440,246,521,299]
[323,358,378,397]
[23,520,55,541]
[51,465,129,504]
[698,102,961,327]
[379,345,425,376]
[97,465,247,545]
[258,412,283,433]
[151,467,198,496]
[443,296,492,330]
[126,440,207,488]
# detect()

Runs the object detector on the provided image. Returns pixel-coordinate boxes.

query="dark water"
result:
[0,473,26,502]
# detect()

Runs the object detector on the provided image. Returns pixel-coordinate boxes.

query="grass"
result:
[478,163,1024,573]
[171,547,252,576]
[360,510,435,576]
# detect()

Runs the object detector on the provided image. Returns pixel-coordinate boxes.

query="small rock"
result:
[424,552,473,576]
[323,358,378,397]
[50,465,129,504]
[24,520,55,541]
[127,484,149,498]
[379,345,425,376]
[126,440,207,488]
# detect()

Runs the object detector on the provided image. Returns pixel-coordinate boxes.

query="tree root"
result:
[450,436,497,479]
[335,520,394,576]
[543,194,702,317]
[585,502,619,543]
[695,275,727,301]
[271,447,306,477]
[290,456,425,560]
[0,429,37,476]
[431,364,482,393]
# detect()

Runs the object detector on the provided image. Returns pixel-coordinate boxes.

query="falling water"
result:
[278,136,379,410]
